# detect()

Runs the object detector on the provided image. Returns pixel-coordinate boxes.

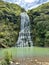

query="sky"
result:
[24,0,36,3]
[3,0,49,10]
[4,0,37,3]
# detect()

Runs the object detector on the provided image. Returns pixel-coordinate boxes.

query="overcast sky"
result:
[24,0,36,3]
[3,0,49,10]
[4,0,37,3]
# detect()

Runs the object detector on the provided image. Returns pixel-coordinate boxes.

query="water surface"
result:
[0,47,49,58]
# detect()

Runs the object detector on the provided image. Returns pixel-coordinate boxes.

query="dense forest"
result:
[0,0,25,48]
[0,0,49,47]
[28,2,49,47]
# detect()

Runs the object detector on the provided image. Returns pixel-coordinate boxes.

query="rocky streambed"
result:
[10,56,49,65]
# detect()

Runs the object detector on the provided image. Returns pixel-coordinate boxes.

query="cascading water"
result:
[16,12,33,47]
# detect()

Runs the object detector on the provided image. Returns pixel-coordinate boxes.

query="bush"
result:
[1,60,7,65]
[1,51,12,65]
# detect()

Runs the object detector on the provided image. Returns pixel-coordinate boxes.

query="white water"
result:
[16,12,33,47]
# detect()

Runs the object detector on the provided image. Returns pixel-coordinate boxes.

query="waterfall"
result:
[16,12,33,47]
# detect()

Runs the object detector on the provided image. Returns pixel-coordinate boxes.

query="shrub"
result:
[1,60,7,65]
[1,51,12,65]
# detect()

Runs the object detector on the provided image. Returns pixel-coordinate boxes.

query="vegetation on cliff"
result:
[28,2,49,47]
[0,0,49,47]
[0,0,25,47]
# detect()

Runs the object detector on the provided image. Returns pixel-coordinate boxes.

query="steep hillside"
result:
[28,2,49,47]
[0,0,49,47]
[0,0,25,47]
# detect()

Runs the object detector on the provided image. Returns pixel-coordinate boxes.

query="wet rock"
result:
[10,61,13,64]
[16,62,20,65]
[27,58,30,60]
[30,59,33,62]
[35,59,37,62]
[37,61,42,64]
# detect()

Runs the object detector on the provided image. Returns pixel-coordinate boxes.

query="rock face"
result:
[16,12,33,47]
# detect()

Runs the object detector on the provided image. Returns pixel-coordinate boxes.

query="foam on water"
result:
[16,12,33,47]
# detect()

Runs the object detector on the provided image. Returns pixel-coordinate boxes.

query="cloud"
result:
[3,0,49,10]
[3,0,38,3]
[25,0,36,3]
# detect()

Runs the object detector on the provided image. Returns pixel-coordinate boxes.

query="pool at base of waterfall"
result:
[0,47,49,58]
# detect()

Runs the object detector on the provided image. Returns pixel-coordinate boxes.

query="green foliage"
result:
[28,2,49,47]
[0,21,20,47]
[1,60,8,65]
[4,51,12,64]
[0,1,25,48]
[1,51,12,65]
